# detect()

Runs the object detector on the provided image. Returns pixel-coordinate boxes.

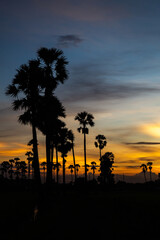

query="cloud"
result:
[56,57,160,106]
[138,157,159,162]
[125,142,160,145]
[57,34,83,48]
[125,144,157,153]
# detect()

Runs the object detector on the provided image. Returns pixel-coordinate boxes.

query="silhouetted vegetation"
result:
[3,46,160,240]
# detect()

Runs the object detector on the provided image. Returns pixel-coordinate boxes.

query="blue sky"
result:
[1,0,160,175]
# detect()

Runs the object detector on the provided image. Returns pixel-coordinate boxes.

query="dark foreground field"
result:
[1,182,160,240]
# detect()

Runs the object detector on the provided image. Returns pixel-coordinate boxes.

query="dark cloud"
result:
[57,34,83,48]
[116,160,138,164]
[138,157,159,162]
[125,166,140,169]
[125,145,157,153]
[125,142,160,145]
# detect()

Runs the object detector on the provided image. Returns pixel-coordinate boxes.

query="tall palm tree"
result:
[147,162,153,181]
[68,130,77,182]
[37,47,68,184]
[140,164,147,183]
[91,161,97,180]
[37,99,66,184]
[6,60,42,186]
[95,135,107,159]
[75,111,95,183]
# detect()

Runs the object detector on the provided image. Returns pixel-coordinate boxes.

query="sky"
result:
[1,0,160,177]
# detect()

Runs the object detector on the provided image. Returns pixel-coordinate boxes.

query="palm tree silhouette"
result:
[6,60,42,185]
[36,95,66,184]
[41,162,47,183]
[68,165,74,183]
[91,161,97,180]
[140,164,147,183]
[75,164,80,178]
[19,161,27,179]
[58,128,72,184]
[99,152,114,184]
[37,47,68,184]
[75,111,95,183]
[1,161,10,178]
[25,151,33,179]
[95,135,107,159]
[9,159,14,179]
[68,130,77,182]
[147,162,153,181]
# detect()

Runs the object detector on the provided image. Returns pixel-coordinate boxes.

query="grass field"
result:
[1,183,160,239]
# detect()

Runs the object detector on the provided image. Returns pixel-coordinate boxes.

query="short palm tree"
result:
[75,111,94,183]
[58,128,72,184]
[1,161,10,178]
[68,164,74,183]
[41,162,47,183]
[91,161,97,180]
[147,162,153,181]
[25,151,33,179]
[75,164,80,178]
[140,164,147,183]
[9,159,14,179]
[68,130,76,181]
[95,135,107,159]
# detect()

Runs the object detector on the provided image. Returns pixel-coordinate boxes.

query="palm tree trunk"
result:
[100,148,102,160]
[32,123,41,185]
[72,146,76,182]
[144,172,146,183]
[50,145,54,180]
[150,170,152,181]
[84,132,87,183]
[28,161,30,179]
[63,156,65,184]
[56,146,59,184]
[46,134,52,184]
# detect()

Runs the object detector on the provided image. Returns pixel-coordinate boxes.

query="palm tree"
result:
[68,130,76,182]
[6,60,42,186]
[99,152,114,184]
[147,162,153,181]
[25,151,33,179]
[75,111,95,183]
[19,161,27,179]
[36,97,66,184]
[37,47,68,184]
[68,165,74,183]
[75,164,80,178]
[58,128,72,184]
[9,159,14,179]
[95,135,107,159]
[1,161,10,178]
[140,164,147,183]
[41,162,47,183]
[55,162,61,183]
[51,163,56,182]
[91,161,97,180]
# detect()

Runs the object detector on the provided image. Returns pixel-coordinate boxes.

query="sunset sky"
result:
[1,0,160,176]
